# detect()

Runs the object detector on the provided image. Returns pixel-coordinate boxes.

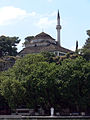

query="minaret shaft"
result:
[56,10,61,46]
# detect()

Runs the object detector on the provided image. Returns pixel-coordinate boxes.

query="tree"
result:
[0,36,20,57]
[87,30,90,37]
[25,36,34,42]
[0,71,26,109]
[0,54,90,114]
[60,56,90,112]
[0,54,62,110]
[41,52,55,63]
[23,62,61,109]
[81,30,90,60]
[11,54,62,110]
[75,40,79,54]
[23,36,34,47]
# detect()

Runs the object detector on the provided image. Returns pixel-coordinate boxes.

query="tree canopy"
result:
[81,30,90,60]
[0,54,90,114]
[0,35,20,57]
[23,36,34,47]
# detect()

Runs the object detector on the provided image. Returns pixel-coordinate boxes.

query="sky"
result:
[0,0,90,51]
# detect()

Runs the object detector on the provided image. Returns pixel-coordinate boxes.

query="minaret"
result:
[56,10,61,46]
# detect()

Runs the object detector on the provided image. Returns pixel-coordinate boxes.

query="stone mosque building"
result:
[19,11,73,56]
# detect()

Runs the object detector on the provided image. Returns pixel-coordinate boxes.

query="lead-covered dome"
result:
[34,32,55,40]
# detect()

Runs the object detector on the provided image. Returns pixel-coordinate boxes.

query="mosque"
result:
[19,11,73,56]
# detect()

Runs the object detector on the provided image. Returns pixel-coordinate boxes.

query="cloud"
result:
[36,17,56,29]
[35,11,57,29]
[0,6,57,30]
[0,6,29,26]
[29,12,37,17]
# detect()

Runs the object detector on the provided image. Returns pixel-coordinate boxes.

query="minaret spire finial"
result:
[57,10,60,19]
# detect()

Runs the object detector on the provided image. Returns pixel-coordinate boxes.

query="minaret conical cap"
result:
[57,10,60,19]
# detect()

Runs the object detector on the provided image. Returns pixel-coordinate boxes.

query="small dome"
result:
[34,32,55,40]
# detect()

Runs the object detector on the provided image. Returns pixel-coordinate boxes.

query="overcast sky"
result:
[0,0,90,51]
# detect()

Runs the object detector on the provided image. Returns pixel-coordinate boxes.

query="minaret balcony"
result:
[56,25,61,29]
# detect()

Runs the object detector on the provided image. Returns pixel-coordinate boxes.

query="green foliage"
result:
[12,54,45,81]
[0,35,20,57]
[81,30,90,60]
[60,57,90,111]
[41,52,55,63]
[25,36,34,41]
[24,62,60,109]
[0,78,25,109]
[23,36,34,47]
[82,48,90,61]
[0,54,90,113]
[87,30,90,37]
